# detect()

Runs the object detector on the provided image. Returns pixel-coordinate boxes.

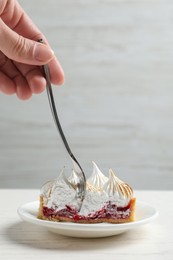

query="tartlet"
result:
[38,162,136,223]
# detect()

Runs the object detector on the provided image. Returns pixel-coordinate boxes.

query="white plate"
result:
[18,201,158,238]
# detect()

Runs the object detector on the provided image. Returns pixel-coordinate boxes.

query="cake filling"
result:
[42,200,132,221]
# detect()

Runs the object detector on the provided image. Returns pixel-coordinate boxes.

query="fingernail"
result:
[34,43,54,62]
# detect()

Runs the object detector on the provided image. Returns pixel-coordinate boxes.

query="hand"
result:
[0,0,64,100]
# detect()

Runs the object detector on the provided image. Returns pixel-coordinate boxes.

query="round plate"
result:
[18,201,158,238]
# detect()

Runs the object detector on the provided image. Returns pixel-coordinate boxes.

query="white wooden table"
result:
[0,189,171,260]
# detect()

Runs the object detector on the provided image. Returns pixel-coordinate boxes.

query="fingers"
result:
[1,0,45,44]
[0,71,16,95]
[15,74,32,100]
[14,56,65,94]
[0,52,32,99]
[0,52,44,99]
[2,0,65,86]
[0,18,55,65]
[0,18,65,86]
[14,61,47,94]
[0,50,63,100]
[48,57,65,85]
[25,71,46,94]
[0,0,65,100]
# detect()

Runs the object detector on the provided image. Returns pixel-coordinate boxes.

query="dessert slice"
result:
[38,162,136,223]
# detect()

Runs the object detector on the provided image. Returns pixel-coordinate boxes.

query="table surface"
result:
[0,189,171,260]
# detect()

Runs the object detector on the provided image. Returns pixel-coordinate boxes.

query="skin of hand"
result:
[0,0,64,100]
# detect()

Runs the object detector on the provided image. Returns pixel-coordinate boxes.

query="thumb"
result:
[0,19,54,65]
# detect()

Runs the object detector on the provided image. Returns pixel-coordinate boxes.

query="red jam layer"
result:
[43,201,132,221]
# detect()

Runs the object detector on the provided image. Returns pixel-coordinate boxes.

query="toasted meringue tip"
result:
[60,166,66,177]
[92,160,98,168]
[71,168,78,175]
[91,160,95,164]
[108,168,116,177]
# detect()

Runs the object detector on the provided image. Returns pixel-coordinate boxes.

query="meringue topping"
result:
[87,161,108,190]
[40,180,54,205]
[40,162,134,215]
[44,168,78,210]
[104,169,133,206]
[68,170,80,189]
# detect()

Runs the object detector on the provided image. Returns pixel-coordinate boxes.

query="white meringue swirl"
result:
[68,170,80,189]
[104,169,133,206]
[87,161,108,190]
[41,168,78,210]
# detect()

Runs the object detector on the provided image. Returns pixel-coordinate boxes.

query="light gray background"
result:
[0,0,173,190]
